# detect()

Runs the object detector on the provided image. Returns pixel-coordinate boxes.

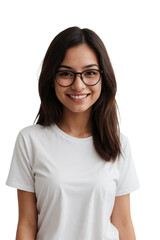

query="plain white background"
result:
[0,0,160,239]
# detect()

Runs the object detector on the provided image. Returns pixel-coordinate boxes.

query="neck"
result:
[57,107,92,138]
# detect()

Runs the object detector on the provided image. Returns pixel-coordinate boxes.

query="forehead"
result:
[61,44,99,69]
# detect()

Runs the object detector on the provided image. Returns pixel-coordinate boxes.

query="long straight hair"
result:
[34,26,121,161]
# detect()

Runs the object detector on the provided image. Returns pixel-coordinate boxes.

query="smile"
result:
[69,94,88,99]
[66,94,90,102]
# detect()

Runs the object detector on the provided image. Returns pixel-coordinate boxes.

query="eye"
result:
[84,70,98,77]
[57,71,74,78]
[59,71,72,76]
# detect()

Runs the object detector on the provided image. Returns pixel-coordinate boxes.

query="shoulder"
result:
[14,124,55,155]
[116,132,132,164]
[119,132,130,150]
[18,124,44,137]
[17,124,53,141]
[19,124,45,136]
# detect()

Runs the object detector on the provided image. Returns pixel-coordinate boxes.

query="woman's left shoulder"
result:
[119,132,130,148]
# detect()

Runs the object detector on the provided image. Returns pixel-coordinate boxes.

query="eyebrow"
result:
[58,64,99,70]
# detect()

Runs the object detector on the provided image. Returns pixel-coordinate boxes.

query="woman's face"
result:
[54,44,102,114]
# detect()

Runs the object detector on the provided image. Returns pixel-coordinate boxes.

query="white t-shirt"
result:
[6,123,140,240]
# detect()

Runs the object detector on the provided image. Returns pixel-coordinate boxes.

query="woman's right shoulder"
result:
[18,123,50,139]
[19,123,43,133]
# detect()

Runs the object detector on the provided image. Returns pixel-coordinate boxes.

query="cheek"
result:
[54,83,68,104]
[55,89,63,102]
[54,80,62,96]
[92,81,102,98]
[54,84,62,101]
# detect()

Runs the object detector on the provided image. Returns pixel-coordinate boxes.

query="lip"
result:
[67,93,90,96]
[66,93,90,102]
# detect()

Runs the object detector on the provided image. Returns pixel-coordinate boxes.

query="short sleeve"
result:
[6,132,35,192]
[116,136,140,196]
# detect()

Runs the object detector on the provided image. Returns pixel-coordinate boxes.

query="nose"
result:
[71,74,86,90]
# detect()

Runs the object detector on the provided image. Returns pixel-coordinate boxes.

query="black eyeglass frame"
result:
[55,69,103,87]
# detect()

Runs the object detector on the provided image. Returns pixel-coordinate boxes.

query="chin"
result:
[64,106,91,114]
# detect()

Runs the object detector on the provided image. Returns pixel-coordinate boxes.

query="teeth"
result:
[69,94,87,99]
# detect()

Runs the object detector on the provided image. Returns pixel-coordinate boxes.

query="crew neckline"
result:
[51,123,93,142]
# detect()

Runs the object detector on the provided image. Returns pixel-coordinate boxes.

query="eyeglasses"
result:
[55,69,103,87]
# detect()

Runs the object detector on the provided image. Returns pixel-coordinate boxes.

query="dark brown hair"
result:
[34,26,121,161]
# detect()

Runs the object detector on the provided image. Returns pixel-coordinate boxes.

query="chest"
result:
[32,138,119,201]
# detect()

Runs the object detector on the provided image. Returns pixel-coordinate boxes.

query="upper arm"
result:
[17,189,38,228]
[111,194,132,227]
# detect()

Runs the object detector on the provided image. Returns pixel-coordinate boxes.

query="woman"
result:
[6,26,140,240]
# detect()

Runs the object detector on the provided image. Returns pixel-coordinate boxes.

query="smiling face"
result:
[54,44,102,115]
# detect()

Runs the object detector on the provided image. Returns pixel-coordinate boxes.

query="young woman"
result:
[6,26,140,240]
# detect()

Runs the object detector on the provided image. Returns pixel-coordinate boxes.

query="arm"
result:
[111,194,136,240]
[16,190,38,240]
